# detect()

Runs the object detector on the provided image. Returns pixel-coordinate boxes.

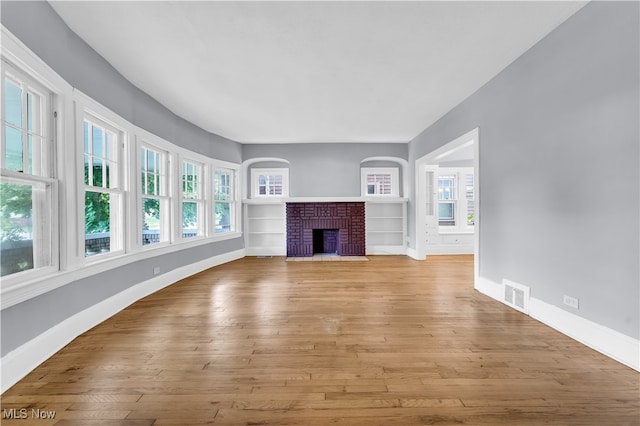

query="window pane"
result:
[4,80,22,127]
[5,126,23,172]
[142,197,160,245]
[182,201,198,238]
[215,202,230,233]
[147,149,156,173]
[92,125,103,157]
[105,131,112,159]
[215,170,232,201]
[92,159,104,188]
[438,202,455,226]
[366,173,393,195]
[85,190,110,257]
[438,175,456,200]
[146,174,156,196]
[26,91,41,134]
[0,182,34,276]
[84,155,91,185]
[182,162,199,199]
[84,121,89,153]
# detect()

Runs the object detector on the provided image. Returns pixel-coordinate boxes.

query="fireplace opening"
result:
[313,229,339,254]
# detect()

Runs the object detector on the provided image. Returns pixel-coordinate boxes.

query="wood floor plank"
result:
[2,255,638,425]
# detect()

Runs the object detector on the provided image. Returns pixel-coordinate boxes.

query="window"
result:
[214,168,235,233]
[140,145,168,246]
[437,168,475,229]
[1,61,56,277]
[438,175,456,226]
[465,173,475,226]
[181,160,203,238]
[83,116,124,257]
[361,168,399,196]
[251,168,289,198]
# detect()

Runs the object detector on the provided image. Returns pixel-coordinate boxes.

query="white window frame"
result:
[361,167,399,197]
[0,27,244,310]
[0,58,59,285]
[81,112,127,260]
[437,167,474,232]
[180,157,205,240]
[213,166,236,234]
[251,168,289,198]
[138,138,170,249]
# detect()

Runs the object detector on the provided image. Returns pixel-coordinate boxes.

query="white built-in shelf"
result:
[365,200,407,255]
[242,198,408,257]
[243,201,286,256]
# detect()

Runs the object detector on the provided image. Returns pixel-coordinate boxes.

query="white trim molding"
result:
[529,298,640,372]
[1,249,245,393]
[474,276,640,372]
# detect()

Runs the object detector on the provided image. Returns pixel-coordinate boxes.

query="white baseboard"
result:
[474,276,504,301]
[244,247,286,256]
[528,298,639,371]
[474,276,639,372]
[1,249,245,393]
[367,245,407,255]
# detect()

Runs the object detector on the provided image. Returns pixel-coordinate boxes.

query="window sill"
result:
[1,231,243,310]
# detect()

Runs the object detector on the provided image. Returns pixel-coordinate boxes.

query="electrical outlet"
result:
[563,295,579,309]
[153,267,160,275]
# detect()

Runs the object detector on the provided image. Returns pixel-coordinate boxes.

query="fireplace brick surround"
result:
[286,202,365,257]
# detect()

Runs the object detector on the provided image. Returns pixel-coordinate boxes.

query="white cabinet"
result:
[243,201,286,256]
[425,231,474,254]
[365,200,407,255]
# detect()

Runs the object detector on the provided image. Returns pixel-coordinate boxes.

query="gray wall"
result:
[243,143,408,197]
[408,1,639,338]
[1,1,244,355]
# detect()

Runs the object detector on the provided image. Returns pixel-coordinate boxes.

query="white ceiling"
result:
[50,1,586,144]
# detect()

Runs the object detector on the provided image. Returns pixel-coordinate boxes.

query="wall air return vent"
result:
[502,279,530,315]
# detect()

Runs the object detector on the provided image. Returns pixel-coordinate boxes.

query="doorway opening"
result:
[415,127,480,283]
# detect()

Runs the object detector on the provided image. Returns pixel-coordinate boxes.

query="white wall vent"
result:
[502,279,530,315]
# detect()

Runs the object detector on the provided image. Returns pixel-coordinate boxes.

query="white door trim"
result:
[414,127,480,282]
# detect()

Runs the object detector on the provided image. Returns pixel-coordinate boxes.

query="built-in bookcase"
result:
[243,198,408,256]
[243,200,286,255]
[365,199,407,254]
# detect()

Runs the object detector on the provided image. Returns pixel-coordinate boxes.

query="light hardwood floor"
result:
[2,255,638,425]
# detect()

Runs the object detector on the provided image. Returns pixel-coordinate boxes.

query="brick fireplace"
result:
[286,202,365,257]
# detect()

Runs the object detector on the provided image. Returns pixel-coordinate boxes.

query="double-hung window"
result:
[181,160,203,238]
[140,145,169,246]
[83,116,124,257]
[1,60,56,278]
[438,174,457,226]
[214,168,235,233]
[437,168,475,229]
